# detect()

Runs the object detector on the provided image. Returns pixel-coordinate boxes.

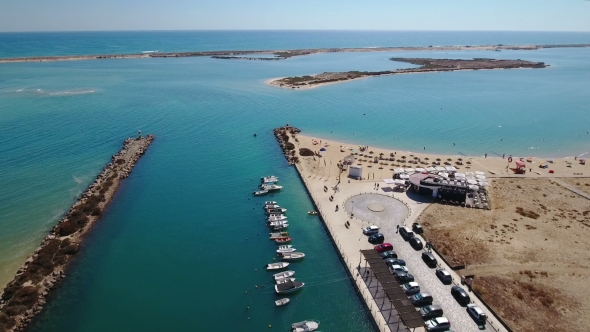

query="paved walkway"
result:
[549,178,590,200]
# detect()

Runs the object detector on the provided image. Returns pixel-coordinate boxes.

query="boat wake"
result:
[36,89,96,96]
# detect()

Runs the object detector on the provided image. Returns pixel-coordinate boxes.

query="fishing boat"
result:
[275,280,304,294]
[276,277,296,284]
[268,215,288,222]
[265,204,281,210]
[261,176,279,183]
[266,208,287,214]
[264,201,278,206]
[269,231,289,239]
[268,220,288,227]
[275,237,292,244]
[273,270,295,281]
[307,211,318,215]
[253,189,268,196]
[291,320,319,332]
[275,298,290,307]
[282,252,305,260]
[266,262,290,270]
[261,184,283,191]
[269,223,289,230]
[276,246,296,253]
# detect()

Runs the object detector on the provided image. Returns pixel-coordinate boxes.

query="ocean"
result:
[0,31,589,332]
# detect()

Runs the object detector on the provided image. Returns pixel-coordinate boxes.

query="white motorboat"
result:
[275,298,290,307]
[266,262,290,270]
[264,201,278,206]
[277,246,296,254]
[282,252,305,260]
[291,320,319,332]
[268,213,287,218]
[273,270,295,281]
[269,223,289,230]
[253,189,268,196]
[269,231,289,239]
[266,208,287,214]
[269,220,288,227]
[268,215,288,222]
[276,277,296,284]
[275,280,304,294]
[261,184,283,191]
[265,204,281,210]
[261,176,279,184]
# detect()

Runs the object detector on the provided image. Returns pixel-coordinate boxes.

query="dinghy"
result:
[277,246,296,253]
[282,252,305,260]
[273,270,295,281]
[275,298,290,307]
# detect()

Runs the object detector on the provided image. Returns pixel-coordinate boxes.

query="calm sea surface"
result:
[0,31,589,332]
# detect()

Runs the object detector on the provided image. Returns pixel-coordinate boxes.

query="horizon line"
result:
[2,29,590,34]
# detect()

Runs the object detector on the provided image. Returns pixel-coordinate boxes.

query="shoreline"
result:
[1,43,589,64]
[0,135,154,332]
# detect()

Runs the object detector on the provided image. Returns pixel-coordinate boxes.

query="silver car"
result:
[402,282,420,295]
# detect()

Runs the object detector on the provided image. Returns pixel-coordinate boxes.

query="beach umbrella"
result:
[447,158,452,161]
[436,158,441,161]
[458,158,463,161]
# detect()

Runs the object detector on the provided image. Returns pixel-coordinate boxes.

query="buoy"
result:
[255,285,258,288]
[255,268,257,271]
[269,325,272,328]
[245,291,248,294]
[247,306,250,310]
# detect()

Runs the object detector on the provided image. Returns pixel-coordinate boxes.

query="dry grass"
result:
[416,178,590,331]
[562,178,590,196]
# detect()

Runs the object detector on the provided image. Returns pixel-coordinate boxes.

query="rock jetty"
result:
[0,135,154,332]
[273,126,301,165]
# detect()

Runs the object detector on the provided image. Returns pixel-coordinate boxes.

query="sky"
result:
[1,0,590,32]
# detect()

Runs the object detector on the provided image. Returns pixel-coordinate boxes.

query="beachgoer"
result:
[396,225,399,233]
[502,154,505,159]
[485,153,487,158]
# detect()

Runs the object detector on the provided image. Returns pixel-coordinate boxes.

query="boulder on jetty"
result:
[273,126,301,166]
[0,134,154,332]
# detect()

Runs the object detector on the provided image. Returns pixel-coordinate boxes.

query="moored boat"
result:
[275,237,292,244]
[264,201,278,206]
[277,245,296,253]
[308,211,318,215]
[276,277,296,284]
[291,320,319,332]
[282,252,305,260]
[266,262,290,270]
[275,298,290,307]
[269,231,289,239]
[265,204,281,210]
[261,176,279,184]
[273,270,295,280]
[253,189,268,196]
[275,280,304,294]
[261,184,283,191]
[266,208,287,214]
[268,215,288,222]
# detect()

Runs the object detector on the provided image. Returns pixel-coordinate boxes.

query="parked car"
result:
[412,222,424,234]
[466,304,487,324]
[435,268,452,285]
[363,225,380,235]
[419,305,444,320]
[425,317,451,332]
[451,286,471,306]
[410,292,433,307]
[402,282,420,295]
[409,237,424,250]
[384,258,405,266]
[389,264,409,274]
[394,271,415,283]
[368,233,385,244]
[380,250,398,260]
[399,227,415,240]
[421,252,437,268]
[374,243,394,253]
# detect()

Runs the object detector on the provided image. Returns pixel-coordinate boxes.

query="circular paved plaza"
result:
[344,193,409,228]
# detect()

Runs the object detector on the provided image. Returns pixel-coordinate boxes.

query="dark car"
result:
[409,237,424,250]
[374,243,394,253]
[421,252,437,268]
[394,271,415,283]
[368,233,385,244]
[419,305,444,320]
[412,223,424,234]
[410,292,433,307]
[380,250,398,259]
[384,258,406,267]
[399,226,415,240]
[435,268,452,285]
[451,286,471,306]
[466,304,487,324]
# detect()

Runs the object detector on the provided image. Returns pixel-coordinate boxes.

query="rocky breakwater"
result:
[273,126,301,166]
[0,135,154,332]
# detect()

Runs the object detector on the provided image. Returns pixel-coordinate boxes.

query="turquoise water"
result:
[0,31,589,331]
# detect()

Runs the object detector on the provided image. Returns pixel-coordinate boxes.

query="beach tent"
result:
[415,168,425,173]
[467,179,478,185]
[435,166,446,172]
[476,175,486,180]
[426,167,436,172]
[475,171,485,175]
[445,166,457,173]
[405,168,415,173]
[454,172,466,178]
[438,172,449,178]
[399,174,410,179]
[468,185,480,190]
[479,182,489,187]
[465,172,474,177]
[394,179,406,186]
[394,168,405,174]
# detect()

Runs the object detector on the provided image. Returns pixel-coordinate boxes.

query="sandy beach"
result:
[281,128,589,332]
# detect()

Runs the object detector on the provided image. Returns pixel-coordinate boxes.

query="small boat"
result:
[269,231,289,239]
[266,262,290,270]
[266,208,287,214]
[275,298,290,307]
[269,220,288,226]
[268,215,288,222]
[277,246,296,254]
[308,211,318,215]
[264,201,278,206]
[282,252,305,260]
[261,176,279,184]
[253,189,268,196]
[275,237,292,244]
[275,280,304,294]
[265,204,281,210]
[291,320,319,332]
[273,270,295,280]
[269,223,289,230]
[261,184,283,191]
[276,277,296,284]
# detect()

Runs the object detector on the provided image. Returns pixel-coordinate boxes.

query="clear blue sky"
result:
[2,0,589,32]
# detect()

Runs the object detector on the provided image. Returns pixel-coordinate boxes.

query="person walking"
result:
[396,225,400,233]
